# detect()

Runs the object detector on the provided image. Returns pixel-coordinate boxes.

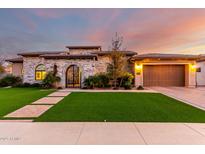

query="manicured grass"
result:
[36,92,205,122]
[0,88,54,118]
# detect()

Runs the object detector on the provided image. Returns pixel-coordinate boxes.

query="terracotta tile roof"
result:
[6,57,23,63]
[130,53,199,61]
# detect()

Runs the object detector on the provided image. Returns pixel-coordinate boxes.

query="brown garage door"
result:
[143,65,185,87]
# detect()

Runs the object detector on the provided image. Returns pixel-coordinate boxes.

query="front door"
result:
[66,65,80,88]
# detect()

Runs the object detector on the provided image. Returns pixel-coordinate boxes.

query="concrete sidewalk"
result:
[0,122,205,145]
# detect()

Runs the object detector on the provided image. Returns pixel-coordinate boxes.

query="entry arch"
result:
[66,65,81,88]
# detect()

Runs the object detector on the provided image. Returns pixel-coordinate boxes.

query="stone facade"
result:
[69,48,101,55]
[23,55,112,88]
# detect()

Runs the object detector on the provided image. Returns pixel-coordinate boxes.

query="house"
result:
[6,46,136,88]
[196,55,205,86]
[7,45,202,88]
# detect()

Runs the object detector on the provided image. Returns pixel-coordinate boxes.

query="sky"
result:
[1,8,205,55]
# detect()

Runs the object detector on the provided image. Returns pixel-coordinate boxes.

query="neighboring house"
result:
[7,45,203,88]
[7,46,135,88]
[0,61,12,79]
[5,57,23,76]
[196,55,205,86]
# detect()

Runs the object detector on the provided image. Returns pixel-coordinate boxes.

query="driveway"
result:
[150,87,205,110]
[1,122,205,145]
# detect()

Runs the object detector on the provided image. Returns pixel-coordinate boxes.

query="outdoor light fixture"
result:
[135,64,142,75]
[135,64,142,70]
[190,64,197,72]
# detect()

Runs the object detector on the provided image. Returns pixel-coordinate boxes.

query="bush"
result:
[14,82,42,88]
[137,85,144,90]
[14,82,31,88]
[0,75,22,87]
[31,83,41,87]
[42,71,61,89]
[120,73,134,89]
[83,76,96,89]
[95,73,110,88]
[83,73,110,89]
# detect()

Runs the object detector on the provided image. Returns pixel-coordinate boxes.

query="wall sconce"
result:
[190,64,196,72]
[135,64,142,75]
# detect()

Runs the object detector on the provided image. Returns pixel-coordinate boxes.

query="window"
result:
[35,64,46,80]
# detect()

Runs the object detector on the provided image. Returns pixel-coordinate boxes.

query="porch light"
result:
[190,64,196,72]
[135,64,142,75]
[135,64,142,70]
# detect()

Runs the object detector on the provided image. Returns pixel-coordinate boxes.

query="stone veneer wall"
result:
[68,48,101,55]
[23,56,111,88]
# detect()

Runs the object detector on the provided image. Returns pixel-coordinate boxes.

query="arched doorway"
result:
[66,65,81,88]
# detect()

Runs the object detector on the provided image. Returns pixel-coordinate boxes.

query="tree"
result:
[107,33,127,89]
[0,65,4,74]
[0,59,5,74]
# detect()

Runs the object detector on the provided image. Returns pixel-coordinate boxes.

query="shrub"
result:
[137,85,144,90]
[14,82,31,88]
[95,73,110,88]
[120,73,134,89]
[31,83,41,87]
[123,81,132,89]
[0,75,22,87]
[83,76,96,89]
[42,71,61,88]
[83,73,110,89]
[14,82,43,88]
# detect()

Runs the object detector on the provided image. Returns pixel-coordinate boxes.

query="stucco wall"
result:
[196,61,205,86]
[134,60,196,87]
[12,63,23,77]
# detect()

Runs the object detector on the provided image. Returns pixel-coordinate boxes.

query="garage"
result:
[143,65,185,87]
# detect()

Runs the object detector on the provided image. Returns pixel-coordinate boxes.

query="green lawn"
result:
[36,92,205,122]
[0,88,54,118]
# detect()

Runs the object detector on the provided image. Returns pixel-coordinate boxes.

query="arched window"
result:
[35,64,46,81]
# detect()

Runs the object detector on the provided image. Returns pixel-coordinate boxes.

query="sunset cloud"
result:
[1,9,205,55]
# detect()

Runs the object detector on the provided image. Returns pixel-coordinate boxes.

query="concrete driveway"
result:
[150,87,205,110]
[1,122,205,145]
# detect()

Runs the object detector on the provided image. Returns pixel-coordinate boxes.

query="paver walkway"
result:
[4,105,53,118]
[0,122,205,145]
[4,91,70,120]
[150,87,205,110]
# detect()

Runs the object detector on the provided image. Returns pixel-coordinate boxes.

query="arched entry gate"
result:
[66,65,81,88]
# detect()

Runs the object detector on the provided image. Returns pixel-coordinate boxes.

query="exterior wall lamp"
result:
[190,64,196,72]
[135,64,142,75]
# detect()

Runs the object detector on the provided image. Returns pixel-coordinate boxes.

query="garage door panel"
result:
[143,65,185,87]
